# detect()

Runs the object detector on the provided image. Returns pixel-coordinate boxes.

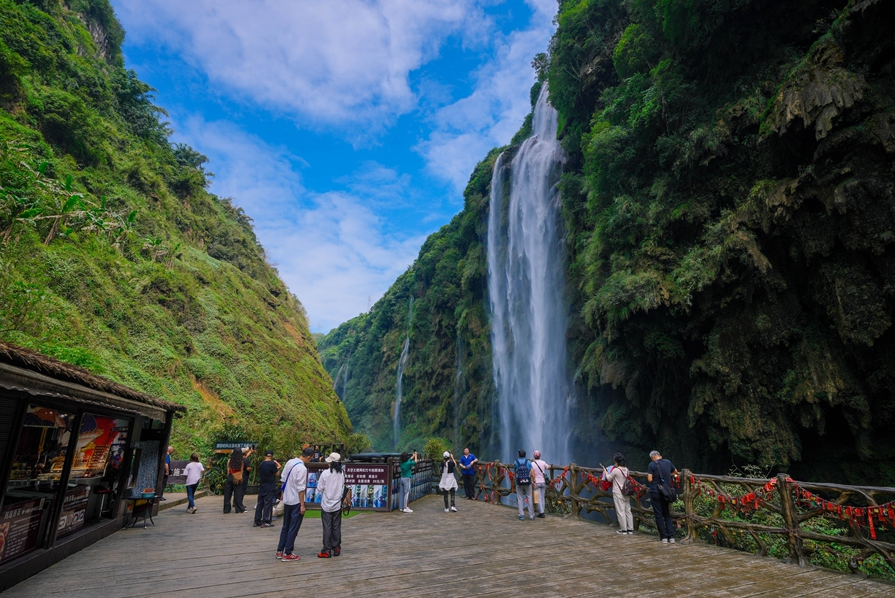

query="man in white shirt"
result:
[276,447,314,561]
[530,450,549,519]
[315,452,345,558]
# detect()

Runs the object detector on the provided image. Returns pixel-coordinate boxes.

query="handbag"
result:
[341,486,353,516]
[230,468,243,485]
[658,479,677,502]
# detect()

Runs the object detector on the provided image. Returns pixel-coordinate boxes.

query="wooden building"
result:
[0,342,185,590]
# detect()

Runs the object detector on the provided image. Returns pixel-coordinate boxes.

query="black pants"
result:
[223,474,245,513]
[462,474,475,499]
[255,488,276,524]
[650,491,674,539]
[234,478,247,513]
[442,488,456,509]
[321,509,341,552]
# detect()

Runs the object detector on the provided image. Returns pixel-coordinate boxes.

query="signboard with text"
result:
[214,441,257,454]
[57,486,90,539]
[0,498,44,565]
[168,459,189,485]
[306,463,392,511]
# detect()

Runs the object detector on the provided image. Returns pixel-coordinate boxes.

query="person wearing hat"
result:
[438,451,459,512]
[530,450,549,518]
[315,452,346,558]
[254,450,280,528]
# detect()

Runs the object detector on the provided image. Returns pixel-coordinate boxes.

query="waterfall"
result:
[486,84,574,464]
[453,336,466,447]
[393,297,414,449]
[332,357,350,401]
[342,354,350,402]
[333,363,345,393]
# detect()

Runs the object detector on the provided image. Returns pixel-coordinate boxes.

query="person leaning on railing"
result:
[459,447,478,500]
[399,451,418,513]
[530,451,548,518]
[606,453,633,534]
[647,450,679,544]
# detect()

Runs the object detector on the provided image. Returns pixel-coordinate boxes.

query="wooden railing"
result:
[468,461,895,579]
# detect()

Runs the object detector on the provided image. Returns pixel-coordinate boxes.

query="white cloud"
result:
[115,0,490,129]
[417,0,557,194]
[176,118,425,331]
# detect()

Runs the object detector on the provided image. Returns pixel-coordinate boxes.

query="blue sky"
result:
[110,0,557,332]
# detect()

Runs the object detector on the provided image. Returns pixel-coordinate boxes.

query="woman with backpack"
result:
[438,451,458,512]
[607,452,634,534]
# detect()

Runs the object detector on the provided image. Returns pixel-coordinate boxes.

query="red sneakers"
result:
[332,548,341,557]
[317,551,331,558]
[275,551,283,559]
[281,553,300,562]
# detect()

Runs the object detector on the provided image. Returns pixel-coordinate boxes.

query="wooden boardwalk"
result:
[5,494,895,597]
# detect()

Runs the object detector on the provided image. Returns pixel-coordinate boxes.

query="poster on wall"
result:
[0,498,44,565]
[57,486,90,539]
[73,415,125,476]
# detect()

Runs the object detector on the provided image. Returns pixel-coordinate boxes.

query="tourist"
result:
[316,452,345,557]
[160,445,174,500]
[313,444,321,462]
[277,447,313,561]
[254,450,280,528]
[223,447,243,514]
[647,450,679,543]
[399,450,417,513]
[236,447,254,514]
[514,449,534,521]
[459,447,478,500]
[183,453,204,514]
[607,452,633,534]
[530,450,549,518]
[439,451,458,512]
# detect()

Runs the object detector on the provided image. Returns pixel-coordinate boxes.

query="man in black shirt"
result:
[254,450,280,528]
[647,450,679,543]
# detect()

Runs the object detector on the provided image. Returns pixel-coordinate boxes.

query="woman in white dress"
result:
[439,451,459,512]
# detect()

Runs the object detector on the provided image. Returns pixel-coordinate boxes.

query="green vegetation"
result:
[0,0,351,457]
[322,0,895,483]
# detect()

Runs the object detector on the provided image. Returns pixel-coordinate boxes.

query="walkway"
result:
[5,495,894,597]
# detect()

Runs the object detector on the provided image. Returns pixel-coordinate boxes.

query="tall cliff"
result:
[0,0,352,455]
[321,0,895,483]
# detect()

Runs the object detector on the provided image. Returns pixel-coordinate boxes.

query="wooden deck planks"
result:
[4,494,894,598]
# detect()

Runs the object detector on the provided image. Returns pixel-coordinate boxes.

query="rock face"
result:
[328,0,895,483]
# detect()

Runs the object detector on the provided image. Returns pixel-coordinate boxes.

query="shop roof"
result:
[0,342,186,415]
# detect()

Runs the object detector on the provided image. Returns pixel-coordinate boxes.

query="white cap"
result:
[443,451,450,458]
[325,452,341,463]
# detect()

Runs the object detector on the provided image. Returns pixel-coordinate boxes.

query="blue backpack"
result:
[515,458,531,486]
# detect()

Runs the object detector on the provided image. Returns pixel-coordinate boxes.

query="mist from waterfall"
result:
[486,84,574,465]
[393,297,414,450]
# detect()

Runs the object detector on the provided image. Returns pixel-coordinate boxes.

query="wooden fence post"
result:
[682,468,696,543]
[778,473,807,567]
[569,463,580,519]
